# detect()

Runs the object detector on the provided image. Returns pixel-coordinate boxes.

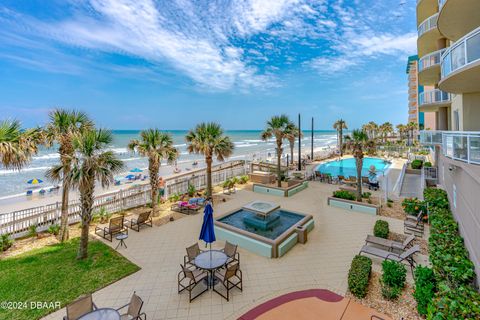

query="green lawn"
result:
[0,238,140,320]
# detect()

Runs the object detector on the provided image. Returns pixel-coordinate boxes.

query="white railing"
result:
[394,162,408,197]
[438,0,447,9]
[419,48,446,72]
[418,13,438,37]
[441,26,480,78]
[419,131,480,165]
[418,89,450,106]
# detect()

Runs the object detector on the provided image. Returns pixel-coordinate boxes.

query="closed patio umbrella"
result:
[199,203,216,249]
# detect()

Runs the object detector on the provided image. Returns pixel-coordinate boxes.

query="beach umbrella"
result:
[27,178,43,185]
[199,203,216,253]
[130,168,143,173]
[125,174,135,179]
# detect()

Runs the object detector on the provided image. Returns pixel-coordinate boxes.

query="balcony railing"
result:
[418,89,450,106]
[418,13,438,37]
[419,48,446,72]
[441,26,480,78]
[419,131,480,165]
[438,0,447,9]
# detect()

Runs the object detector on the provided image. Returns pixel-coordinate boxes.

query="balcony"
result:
[416,0,439,27]
[418,48,446,85]
[420,131,480,165]
[438,0,480,42]
[418,89,451,111]
[439,26,480,93]
[417,13,442,57]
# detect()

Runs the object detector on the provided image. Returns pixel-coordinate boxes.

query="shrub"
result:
[239,175,249,184]
[28,224,38,238]
[402,197,425,215]
[168,192,181,203]
[348,255,372,298]
[332,190,356,201]
[411,159,423,169]
[386,202,392,208]
[93,207,112,224]
[373,220,389,239]
[424,161,432,168]
[413,266,436,316]
[380,260,406,300]
[0,234,13,252]
[428,283,480,319]
[187,183,196,197]
[47,224,60,236]
[423,188,449,209]
[361,192,372,199]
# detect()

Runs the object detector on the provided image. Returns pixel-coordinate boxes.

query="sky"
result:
[0,0,417,130]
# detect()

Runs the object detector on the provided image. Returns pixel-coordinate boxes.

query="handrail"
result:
[441,26,480,78]
[393,162,408,197]
[418,89,450,106]
[418,13,438,37]
[419,48,446,72]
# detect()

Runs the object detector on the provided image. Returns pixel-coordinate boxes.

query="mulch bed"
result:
[389,232,429,256]
[379,199,407,220]
[346,271,422,320]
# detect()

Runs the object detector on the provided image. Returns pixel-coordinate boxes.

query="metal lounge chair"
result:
[365,234,415,252]
[126,211,152,232]
[184,243,203,269]
[213,263,243,301]
[178,265,209,302]
[63,294,97,320]
[404,212,424,237]
[222,241,240,266]
[95,216,126,242]
[359,244,420,274]
[116,291,146,320]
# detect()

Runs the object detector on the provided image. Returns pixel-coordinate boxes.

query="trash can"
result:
[296,225,308,244]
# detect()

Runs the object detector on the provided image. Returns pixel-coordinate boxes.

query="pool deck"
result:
[43,175,426,320]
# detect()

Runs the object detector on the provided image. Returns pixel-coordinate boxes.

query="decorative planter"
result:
[327,197,379,215]
[252,181,309,197]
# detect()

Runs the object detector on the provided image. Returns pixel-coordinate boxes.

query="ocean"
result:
[0,130,338,199]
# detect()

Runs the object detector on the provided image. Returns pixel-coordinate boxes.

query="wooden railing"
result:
[0,160,249,238]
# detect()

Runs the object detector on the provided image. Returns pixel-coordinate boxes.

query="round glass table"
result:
[115,233,128,250]
[78,308,120,320]
[194,250,228,288]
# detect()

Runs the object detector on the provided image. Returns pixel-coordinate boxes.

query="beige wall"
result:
[436,107,450,130]
[437,152,480,286]
[462,93,480,131]
[424,112,436,130]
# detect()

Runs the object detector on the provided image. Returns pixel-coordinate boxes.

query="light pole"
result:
[298,113,301,171]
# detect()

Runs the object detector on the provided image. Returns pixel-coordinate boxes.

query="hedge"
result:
[380,260,406,300]
[332,190,356,201]
[348,255,372,298]
[411,159,423,169]
[421,187,480,319]
[373,220,389,239]
[413,266,436,316]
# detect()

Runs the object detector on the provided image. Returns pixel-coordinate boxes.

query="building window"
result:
[453,110,460,131]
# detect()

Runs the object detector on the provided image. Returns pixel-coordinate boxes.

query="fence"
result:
[0,160,248,239]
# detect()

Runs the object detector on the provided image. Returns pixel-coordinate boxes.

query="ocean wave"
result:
[235,143,258,148]
[109,148,129,154]
[33,153,59,160]
[242,139,263,143]
[122,157,142,162]
[0,166,50,175]
[174,143,186,148]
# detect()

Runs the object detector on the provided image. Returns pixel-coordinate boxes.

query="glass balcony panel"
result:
[432,132,443,144]
[470,136,480,164]
[451,44,466,71]
[453,135,468,160]
[442,52,452,77]
[466,32,480,63]
[444,135,454,158]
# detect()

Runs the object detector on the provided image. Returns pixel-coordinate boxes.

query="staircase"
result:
[400,173,422,198]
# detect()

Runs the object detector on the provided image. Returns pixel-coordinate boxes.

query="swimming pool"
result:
[316,157,391,178]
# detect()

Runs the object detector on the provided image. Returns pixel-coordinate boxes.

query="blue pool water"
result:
[316,157,390,178]
[218,209,303,240]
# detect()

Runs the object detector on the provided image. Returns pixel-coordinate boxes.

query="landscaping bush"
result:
[428,283,480,319]
[380,260,406,300]
[413,266,436,316]
[411,159,423,169]
[373,220,389,239]
[0,234,13,252]
[332,190,356,201]
[423,187,449,209]
[348,255,372,298]
[28,224,37,238]
[92,207,112,224]
[168,192,181,203]
[239,175,249,184]
[401,197,425,215]
[424,161,432,168]
[47,224,60,236]
[187,183,196,197]
[361,192,372,199]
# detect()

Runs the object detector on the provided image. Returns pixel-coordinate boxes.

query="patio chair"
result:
[116,291,146,320]
[222,241,240,266]
[404,212,424,237]
[359,244,420,274]
[63,294,97,320]
[337,175,345,183]
[365,234,415,252]
[95,216,126,242]
[178,265,209,302]
[126,211,152,232]
[184,243,203,269]
[314,171,322,181]
[213,263,243,301]
[361,176,370,186]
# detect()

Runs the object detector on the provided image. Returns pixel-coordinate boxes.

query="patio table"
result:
[194,250,228,288]
[78,308,120,320]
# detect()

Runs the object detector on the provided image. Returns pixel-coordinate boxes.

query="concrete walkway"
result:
[400,174,422,199]
[43,182,425,320]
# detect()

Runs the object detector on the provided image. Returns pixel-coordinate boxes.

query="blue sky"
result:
[0,0,417,130]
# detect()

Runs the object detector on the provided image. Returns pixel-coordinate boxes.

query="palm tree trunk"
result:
[339,128,343,157]
[289,140,294,164]
[149,160,159,217]
[277,141,282,188]
[206,155,213,197]
[58,179,70,242]
[355,156,363,202]
[77,180,94,260]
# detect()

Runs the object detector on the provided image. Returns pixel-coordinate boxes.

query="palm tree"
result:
[49,129,123,259]
[128,129,178,216]
[406,122,418,146]
[379,122,393,143]
[45,109,93,242]
[345,129,369,202]
[261,115,294,187]
[396,124,405,141]
[186,123,234,197]
[0,120,42,169]
[333,119,348,156]
[286,123,301,164]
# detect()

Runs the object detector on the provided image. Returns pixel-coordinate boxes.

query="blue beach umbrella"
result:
[130,168,143,173]
[199,203,216,249]
[125,174,135,180]
[27,178,43,185]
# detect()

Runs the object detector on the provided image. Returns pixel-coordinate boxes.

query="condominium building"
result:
[417,0,480,284]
